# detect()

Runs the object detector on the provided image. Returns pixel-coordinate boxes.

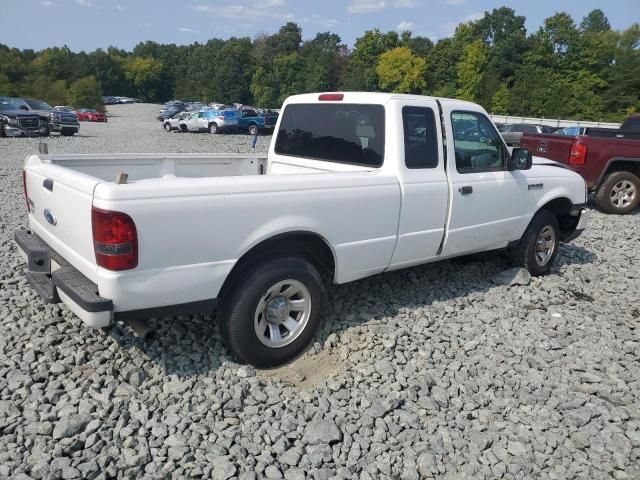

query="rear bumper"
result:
[14,229,218,328]
[15,229,113,327]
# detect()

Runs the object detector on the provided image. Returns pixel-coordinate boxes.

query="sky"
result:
[1,0,639,52]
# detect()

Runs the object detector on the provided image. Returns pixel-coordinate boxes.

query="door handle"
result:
[459,186,473,195]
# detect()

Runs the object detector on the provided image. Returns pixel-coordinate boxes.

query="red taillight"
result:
[569,142,587,165]
[91,207,138,271]
[318,93,344,101]
[22,170,30,212]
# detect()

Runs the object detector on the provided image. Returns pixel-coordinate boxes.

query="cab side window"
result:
[402,106,438,169]
[451,111,508,173]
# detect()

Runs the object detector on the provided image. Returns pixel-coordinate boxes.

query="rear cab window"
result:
[275,103,385,167]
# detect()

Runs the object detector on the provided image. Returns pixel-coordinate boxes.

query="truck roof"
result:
[284,92,480,110]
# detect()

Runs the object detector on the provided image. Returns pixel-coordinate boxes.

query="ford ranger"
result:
[15,92,589,367]
[520,117,640,214]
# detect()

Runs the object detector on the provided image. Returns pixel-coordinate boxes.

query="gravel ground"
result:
[1,104,639,480]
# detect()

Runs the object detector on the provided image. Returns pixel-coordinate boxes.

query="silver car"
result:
[178,109,239,134]
[163,111,191,132]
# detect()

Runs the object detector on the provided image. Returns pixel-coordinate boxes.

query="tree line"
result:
[0,7,638,121]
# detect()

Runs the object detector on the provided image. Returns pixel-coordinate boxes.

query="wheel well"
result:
[601,160,640,185]
[540,197,577,240]
[218,232,336,300]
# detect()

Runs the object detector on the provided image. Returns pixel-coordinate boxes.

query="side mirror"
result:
[509,148,532,170]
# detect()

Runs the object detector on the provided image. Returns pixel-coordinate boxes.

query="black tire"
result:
[163,122,172,132]
[40,126,50,137]
[510,210,560,276]
[209,123,219,134]
[61,128,75,137]
[218,256,325,367]
[248,124,258,136]
[180,124,188,133]
[595,171,640,215]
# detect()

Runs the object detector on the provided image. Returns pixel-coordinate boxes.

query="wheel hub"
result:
[254,279,312,349]
[265,296,290,325]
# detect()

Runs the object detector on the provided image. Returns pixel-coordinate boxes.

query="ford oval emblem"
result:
[43,208,57,226]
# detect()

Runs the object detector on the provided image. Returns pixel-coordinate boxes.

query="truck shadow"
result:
[114,242,596,378]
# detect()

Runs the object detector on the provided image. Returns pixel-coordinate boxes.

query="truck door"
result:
[440,108,527,257]
[388,101,449,269]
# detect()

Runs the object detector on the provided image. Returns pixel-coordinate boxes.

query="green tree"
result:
[121,56,163,101]
[491,83,510,114]
[456,40,487,102]
[68,76,103,111]
[343,29,399,91]
[580,9,611,33]
[376,47,426,93]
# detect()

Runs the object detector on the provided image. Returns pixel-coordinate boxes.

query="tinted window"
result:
[275,103,385,167]
[523,125,537,133]
[452,111,508,173]
[25,99,54,110]
[402,106,438,169]
[510,125,524,133]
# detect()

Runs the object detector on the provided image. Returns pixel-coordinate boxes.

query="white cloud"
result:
[397,20,413,31]
[461,11,483,23]
[325,18,339,28]
[180,27,200,33]
[445,0,467,5]
[41,0,56,6]
[347,0,386,14]
[394,0,420,7]
[191,3,293,21]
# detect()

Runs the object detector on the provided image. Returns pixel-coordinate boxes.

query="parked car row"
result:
[103,96,140,105]
[161,104,279,135]
[0,96,79,137]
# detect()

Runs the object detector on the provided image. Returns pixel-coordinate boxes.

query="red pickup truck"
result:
[520,115,640,214]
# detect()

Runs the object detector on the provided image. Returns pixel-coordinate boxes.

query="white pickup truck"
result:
[15,92,589,367]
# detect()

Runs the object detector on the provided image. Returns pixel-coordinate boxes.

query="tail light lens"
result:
[91,207,138,271]
[218,115,225,120]
[569,142,587,165]
[22,170,30,212]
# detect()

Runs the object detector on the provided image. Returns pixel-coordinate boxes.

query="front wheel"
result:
[61,128,75,137]
[218,257,325,367]
[163,123,172,132]
[510,210,560,276]
[209,123,219,134]
[248,124,258,136]
[595,171,640,215]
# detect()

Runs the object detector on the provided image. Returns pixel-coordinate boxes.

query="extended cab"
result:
[15,92,589,367]
[520,117,640,214]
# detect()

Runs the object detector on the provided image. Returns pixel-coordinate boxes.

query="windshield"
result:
[25,99,54,110]
[0,101,16,112]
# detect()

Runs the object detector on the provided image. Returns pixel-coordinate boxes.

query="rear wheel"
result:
[163,122,172,132]
[218,256,325,367]
[248,124,258,136]
[510,210,560,276]
[595,171,640,215]
[209,123,219,134]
